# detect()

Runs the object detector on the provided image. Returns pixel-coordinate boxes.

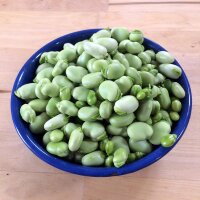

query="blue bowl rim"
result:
[11,29,192,177]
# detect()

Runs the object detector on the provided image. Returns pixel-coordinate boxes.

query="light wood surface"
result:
[0,0,199,199]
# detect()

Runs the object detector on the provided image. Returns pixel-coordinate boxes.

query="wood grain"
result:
[109,0,200,4]
[0,1,200,199]
[0,0,108,11]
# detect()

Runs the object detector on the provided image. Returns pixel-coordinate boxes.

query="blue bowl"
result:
[11,29,192,177]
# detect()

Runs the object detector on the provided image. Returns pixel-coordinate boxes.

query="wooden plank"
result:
[1,91,200,180]
[0,171,84,200]
[83,177,200,200]
[109,0,200,4]
[0,9,200,90]
[109,3,200,11]
[0,0,108,11]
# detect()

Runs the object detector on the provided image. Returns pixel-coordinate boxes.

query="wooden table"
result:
[0,0,200,199]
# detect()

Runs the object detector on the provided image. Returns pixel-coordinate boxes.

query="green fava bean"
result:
[100,138,109,151]
[99,100,113,119]
[136,90,146,100]
[28,99,48,112]
[138,52,151,64]
[52,75,74,90]
[87,90,97,106]
[105,141,114,155]
[68,128,84,152]
[152,112,163,123]
[126,67,142,85]
[45,51,58,65]
[127,122,153,142]
[78,140,98,154]
[59,86,71,101]
[115,76,133,94]
[75,101,86,108]
[125,54,142,70]
[149,120,171,145]
[83,41,107,59]
[109,113,135,128]
[81,151,105,166]
[113,52,130,69]
[130,85,142,96]
[111,136,130,153]
[82,121,106,141]
[46,141,69,157]
[94,38,118,53]
[102,61,126,80]
[77,51,92,67]
[35,78,51,100]
[41,83,59,98]
[171,82,185,99]
[113,148,128,168]
[72,86,89,101]
[99,81,121,102]
[161,134,177,147]
[145,50,156,60]
[75,41,84,55]
[44,114,69,131]
[91,29,111,41]
[154,73,165,85]
[129,30,144,44]
[52,60,68,77]
[43,131,51,146]
[20,104,36,123]
[129,139,152,153]
[114,95,139,115]
[34,67,53,83]
[74,152,84,163]
[171,99,182,112]
[118,39,130,53]
[87,58,97,72]
[105,156,114,167]
[127,153,137,163]
[146,117,153,125]
[163,79,172,92]
[151,85,161,98]
[36,63,53,74]
[78,106,99,122]
[49,129,64,142]
[62,123,80,138]
[57,100,78,116]
[66,66,88,83]
[125,41,143,54]
[90,59,108,72]
[157,87,171,109]
[140,71,155,87]
[59,43,77,62]
[136,100,153,122]
[156,51,174,64]
[39,52,47,64]
[159,64,182,79]
[135,152,145,159]
[169,111,180,121]
[160,109,172,126]
[82,72,104,89]
[111,27,129,42]
[29,112,50,134]
[15,83,37,100]
[107,125,123,136]
[46,97,60,117]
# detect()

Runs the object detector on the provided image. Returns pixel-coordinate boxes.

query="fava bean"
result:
[20,104,36,123]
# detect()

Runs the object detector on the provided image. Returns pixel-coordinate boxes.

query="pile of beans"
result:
[15,28,185,168]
